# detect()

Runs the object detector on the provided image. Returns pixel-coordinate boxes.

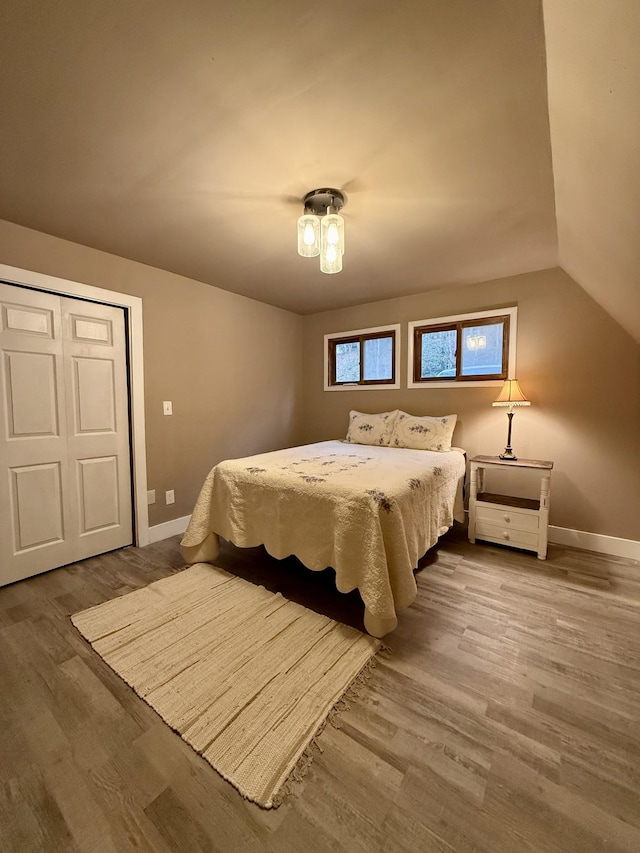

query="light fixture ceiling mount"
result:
[302,187,346,216]
[297,187,346,274]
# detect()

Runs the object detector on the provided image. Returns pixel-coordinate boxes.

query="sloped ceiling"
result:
[543,0,640,344]
[0,1,636,338]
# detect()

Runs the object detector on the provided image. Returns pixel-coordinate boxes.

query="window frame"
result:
[324,323,401,391]
[407,307,518,389]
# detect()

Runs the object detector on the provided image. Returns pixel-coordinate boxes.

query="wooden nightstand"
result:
[468,455,553,560]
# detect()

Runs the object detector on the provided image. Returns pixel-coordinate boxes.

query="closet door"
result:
[61,296,132,563]
[0,283,132,586]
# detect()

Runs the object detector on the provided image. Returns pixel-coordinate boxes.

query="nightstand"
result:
[468,455,553,560]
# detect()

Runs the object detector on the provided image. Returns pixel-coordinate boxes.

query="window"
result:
[324,324,401,390]
[408,308,517,388]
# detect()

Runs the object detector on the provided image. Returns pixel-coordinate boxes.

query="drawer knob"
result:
[504,514,511,523]
[503,531,510,540]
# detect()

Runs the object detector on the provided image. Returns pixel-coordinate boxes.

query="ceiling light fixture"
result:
[297,188,346,274]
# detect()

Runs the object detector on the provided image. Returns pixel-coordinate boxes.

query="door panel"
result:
[4,350,60,437]
[72,357,116,433]
[77,456,120,534]
[3,303,54,336]
[10,462,64,550]
[0,283,132,585]
[70,314,113,345]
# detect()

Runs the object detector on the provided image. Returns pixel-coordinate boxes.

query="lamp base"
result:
[499,411,518,460]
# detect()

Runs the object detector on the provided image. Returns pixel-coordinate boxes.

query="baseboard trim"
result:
[147,516,639,562]
[548,525,640,561]
[148,515,190,544]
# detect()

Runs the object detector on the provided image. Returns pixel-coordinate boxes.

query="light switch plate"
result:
[163,401,172,415]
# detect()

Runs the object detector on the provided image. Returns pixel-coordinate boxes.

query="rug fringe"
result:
[272,643,390,808]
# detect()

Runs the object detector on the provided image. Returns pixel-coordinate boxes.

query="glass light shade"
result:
[320,212,344,274]
[321,212,344,254]
[492,379,531,407]
[320,238,343,274]
[297,214,320,257]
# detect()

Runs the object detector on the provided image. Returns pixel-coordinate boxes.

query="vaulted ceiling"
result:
[0,1,638,340]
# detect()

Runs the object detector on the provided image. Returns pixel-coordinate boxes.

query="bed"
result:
[181,420,465,638]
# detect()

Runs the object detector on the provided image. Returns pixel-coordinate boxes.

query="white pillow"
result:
[390,412,458,452]
[345,410,399,446]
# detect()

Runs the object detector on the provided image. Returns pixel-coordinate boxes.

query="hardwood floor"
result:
[1,528,639,852]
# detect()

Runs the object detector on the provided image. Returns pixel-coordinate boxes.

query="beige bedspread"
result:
[181,440,466,637]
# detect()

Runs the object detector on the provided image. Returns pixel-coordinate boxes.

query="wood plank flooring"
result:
[1,527,639,852]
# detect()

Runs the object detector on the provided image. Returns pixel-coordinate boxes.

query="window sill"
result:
[407,379,504,390]
[324,381,401,392]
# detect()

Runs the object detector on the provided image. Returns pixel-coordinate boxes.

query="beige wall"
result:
[2,218,638,545]
[0,219,304,527]
[302,268,640,542]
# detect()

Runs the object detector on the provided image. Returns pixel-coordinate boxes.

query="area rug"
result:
[71,563,381,808]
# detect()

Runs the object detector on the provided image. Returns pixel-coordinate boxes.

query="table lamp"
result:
[492,379,531,460]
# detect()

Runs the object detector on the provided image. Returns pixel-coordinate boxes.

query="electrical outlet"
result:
[165,489,175,505]
[163,401,172,415]
[147,489,156,505]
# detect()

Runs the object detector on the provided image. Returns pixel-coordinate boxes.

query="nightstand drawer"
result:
[475,504,539,533]
[474,521,540,550]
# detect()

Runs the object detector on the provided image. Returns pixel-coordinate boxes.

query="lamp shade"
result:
[492,379,531,407]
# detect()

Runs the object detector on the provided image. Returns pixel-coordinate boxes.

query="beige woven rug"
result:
[71,563,381,808]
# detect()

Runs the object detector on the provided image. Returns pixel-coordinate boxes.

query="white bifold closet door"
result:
[0,283,132,586]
